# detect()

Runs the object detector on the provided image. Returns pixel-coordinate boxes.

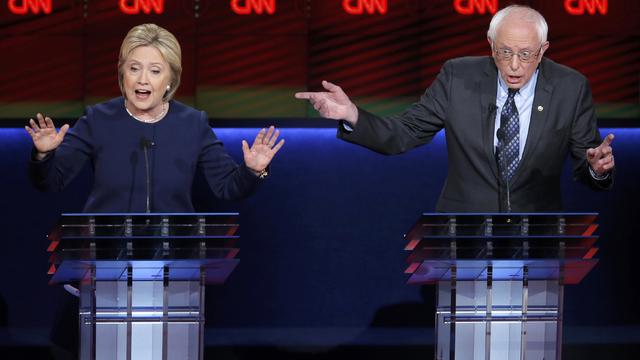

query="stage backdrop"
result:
[1,0,639,120]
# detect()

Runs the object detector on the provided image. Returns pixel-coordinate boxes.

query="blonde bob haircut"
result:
[117,23,182,101]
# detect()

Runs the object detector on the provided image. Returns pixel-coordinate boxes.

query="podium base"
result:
[79,267,205,360]
[436,278,562,360]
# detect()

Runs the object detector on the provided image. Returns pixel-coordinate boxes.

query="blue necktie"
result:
[498,88,520,183]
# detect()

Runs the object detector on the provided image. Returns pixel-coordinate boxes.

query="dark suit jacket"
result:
[338,56,612,212]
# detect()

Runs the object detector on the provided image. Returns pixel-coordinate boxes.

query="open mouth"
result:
[506,75,522,84]
[134,89,151,99]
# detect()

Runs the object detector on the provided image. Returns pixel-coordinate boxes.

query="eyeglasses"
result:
[493,46,542,63]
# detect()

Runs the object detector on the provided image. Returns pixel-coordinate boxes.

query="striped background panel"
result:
[0,0,638,119]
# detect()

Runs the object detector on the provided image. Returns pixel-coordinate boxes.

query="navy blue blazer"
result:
[30,97,259,212]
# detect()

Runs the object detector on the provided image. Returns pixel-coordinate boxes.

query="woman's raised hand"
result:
[25,113,69,159]
[242,126,285,175]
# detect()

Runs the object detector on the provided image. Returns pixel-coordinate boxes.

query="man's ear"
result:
[540,41,550,56]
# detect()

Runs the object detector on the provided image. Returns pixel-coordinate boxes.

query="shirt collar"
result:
[497,69,539,98]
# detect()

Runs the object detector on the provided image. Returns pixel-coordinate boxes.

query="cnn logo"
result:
[564,0,608,15]
[7,0,52,15]
[230,0,276,15]
[343,0,387,15]
[453,0,497,15]
[119,0,164,15]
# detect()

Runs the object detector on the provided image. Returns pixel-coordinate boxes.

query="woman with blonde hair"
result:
[26,23,284,212]
[25,23,285,359]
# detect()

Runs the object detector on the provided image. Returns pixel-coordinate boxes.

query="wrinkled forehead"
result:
[494,17,541,48]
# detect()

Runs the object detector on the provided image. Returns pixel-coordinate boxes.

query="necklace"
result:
[125,100,168,123]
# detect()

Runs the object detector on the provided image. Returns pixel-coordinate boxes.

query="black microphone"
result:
[140,138,155,149]
[140,137,155,213]
[496,128,511,212]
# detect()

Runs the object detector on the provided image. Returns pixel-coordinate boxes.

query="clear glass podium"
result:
[47,213,241,360]
[404,213,599,360]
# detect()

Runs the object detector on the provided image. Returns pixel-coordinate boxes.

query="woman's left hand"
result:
[242,126,285,175]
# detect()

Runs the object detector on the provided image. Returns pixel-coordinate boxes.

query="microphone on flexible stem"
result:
[496,128,512,213]
[140,137,155,213]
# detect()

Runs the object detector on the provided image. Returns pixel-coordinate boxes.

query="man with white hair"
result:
[296,5,614,212]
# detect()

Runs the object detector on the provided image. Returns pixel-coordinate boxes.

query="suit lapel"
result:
[511,58,554,186]
[480,60,499,181]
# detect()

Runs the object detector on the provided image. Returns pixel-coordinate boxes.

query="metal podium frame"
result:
[47,213,241,360]
[403,213,600,360]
